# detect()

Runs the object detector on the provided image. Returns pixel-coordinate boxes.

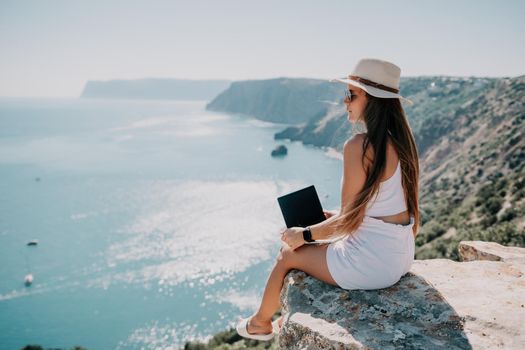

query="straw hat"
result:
[330,58,413,105]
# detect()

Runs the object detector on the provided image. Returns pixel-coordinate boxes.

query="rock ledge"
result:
[278,241,525,349]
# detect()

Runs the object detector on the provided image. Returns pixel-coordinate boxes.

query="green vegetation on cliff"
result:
[182,327,278,350]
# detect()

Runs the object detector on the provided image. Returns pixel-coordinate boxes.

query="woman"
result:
[236,58,420,341]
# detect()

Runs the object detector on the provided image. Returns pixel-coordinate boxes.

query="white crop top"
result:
[365,160,408,216]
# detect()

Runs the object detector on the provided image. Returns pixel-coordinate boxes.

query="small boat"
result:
[24,274,33,286]
[27,240,38,246]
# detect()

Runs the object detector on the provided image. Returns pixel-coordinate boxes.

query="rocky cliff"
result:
[413,76,525,260]
[205,78,342,124]
[277,241,525,349]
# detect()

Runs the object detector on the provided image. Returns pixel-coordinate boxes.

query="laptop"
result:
[277,184,326,227]
[277,185,345,244]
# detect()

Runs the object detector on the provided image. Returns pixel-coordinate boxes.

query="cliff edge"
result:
[278,241,525,349]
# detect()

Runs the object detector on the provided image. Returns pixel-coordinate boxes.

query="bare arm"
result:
[309,136,367,240]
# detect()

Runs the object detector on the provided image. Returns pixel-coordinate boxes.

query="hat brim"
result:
[330,77,413,106]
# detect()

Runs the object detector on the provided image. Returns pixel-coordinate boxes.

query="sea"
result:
[0,97,343,350]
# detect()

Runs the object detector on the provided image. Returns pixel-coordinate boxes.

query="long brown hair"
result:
[331,93,420,237]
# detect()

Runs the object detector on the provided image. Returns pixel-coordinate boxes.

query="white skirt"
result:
[326,214,415,290]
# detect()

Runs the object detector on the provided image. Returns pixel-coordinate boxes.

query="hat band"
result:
[348,75,399,94]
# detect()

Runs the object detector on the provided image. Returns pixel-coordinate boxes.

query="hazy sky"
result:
[1,0,524,97]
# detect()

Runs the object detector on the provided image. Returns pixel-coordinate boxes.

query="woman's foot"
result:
[246,314,273,335]
[236,315,275,341]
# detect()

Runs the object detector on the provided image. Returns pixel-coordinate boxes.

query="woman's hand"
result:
[323,210,339,219]
[280,227,306,250]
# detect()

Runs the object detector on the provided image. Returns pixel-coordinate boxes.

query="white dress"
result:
[326,160,415,290]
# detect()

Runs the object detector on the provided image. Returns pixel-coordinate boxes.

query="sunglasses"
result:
[344,89,357,101]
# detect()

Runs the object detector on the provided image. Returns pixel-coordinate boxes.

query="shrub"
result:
[485,197,503,215]
[417,220,447,244]
[482,222,525,246]
[480,214,497,228]
[499,208,517,222]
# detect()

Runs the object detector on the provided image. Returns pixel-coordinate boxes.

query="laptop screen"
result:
[277,185,326,228]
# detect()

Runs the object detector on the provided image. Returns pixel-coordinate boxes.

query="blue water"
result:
[0,97,344,349]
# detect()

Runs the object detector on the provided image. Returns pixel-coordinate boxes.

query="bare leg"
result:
[246,243,338,334]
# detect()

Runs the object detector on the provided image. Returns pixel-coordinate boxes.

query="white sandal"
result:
[235,316,280,341]
[272,317,282,334]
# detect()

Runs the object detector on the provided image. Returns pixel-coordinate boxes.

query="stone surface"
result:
[458,241,525,262]
[277,241,525,349]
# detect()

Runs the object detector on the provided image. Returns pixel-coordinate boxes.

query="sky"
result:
[0,0,524,97]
